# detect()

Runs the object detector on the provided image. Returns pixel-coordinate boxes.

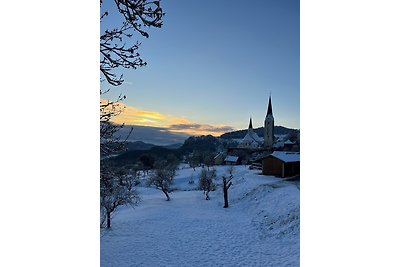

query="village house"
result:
[262,151,300,177]
[213,152,225,165]
[224,155,239,165]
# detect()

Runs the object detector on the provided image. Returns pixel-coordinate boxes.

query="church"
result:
[224,95,299,174]
[238,95,275,150]
[237,118,263,148]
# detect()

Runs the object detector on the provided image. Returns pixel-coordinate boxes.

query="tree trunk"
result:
[162,189,170,201]
[222,175,232,208]
[106,211,111,229]
[205,191,210,200]
[223,186,229,208]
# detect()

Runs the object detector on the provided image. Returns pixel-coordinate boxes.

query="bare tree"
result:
[100,1,164,228]
[100,0,164,86]
[188,154,199,171]
[100,95,133,157]
[222,166,234,208]
[147,160,177,201]
[198,168,216,200]
[100,0,164,156]
[100,163,140,229]
[139,154,155,175]
[203,152,215,171]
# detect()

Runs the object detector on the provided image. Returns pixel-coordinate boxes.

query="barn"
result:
[224,155,239,165]
[262,151,300,177]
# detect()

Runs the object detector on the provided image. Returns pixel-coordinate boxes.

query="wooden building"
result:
[224,155,239,165]
[214,152,225,165]
[262,151,300,177]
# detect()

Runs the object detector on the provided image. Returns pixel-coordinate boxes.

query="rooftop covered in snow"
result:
[266,151,300,163]
[224,155,239,162]
[284,139,295,145]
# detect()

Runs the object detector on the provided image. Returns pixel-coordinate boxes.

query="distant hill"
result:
[105,135,222,167]
[220,126,299,139]
[126,141,156,151]
[126,141,182,151]
[106,127,300,167]
[163,143,182,150]
[108,145,180,166]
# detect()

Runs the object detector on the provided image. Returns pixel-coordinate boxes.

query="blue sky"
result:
[101,0,299,135]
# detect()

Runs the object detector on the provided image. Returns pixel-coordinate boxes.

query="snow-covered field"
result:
[101,165,299,266]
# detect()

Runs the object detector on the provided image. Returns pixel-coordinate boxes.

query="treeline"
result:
[103,135,229,168]
[220,125,299,139]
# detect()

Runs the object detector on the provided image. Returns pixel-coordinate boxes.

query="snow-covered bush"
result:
[100,164,140,229]
[198,167,216,200]
[147,160,178,201]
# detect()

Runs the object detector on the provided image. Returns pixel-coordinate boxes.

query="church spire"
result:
[264,94,275,149]
[267,95,273,116]
[248,117,253,129]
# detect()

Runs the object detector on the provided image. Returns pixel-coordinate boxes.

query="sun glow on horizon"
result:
[101,100,237,136]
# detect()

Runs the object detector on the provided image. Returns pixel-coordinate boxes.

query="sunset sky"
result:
[101,0,299,137]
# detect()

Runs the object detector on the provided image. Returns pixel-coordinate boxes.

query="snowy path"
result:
[101,166,299,266]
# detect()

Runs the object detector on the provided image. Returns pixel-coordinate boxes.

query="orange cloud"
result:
[101,100,236,136]
[124,106,166,121]
[168,123,235,136]
[105,102,168,127]
[170,118,192,124]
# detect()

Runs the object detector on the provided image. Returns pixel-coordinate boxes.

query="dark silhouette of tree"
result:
[100,0,164,229]
[166,153,180,168]
[100,0,164,86]
[180,135,221,154]
[139,154,155,174]
[222,166,234,208]
[100,0,164,156]
[100,95,133,157]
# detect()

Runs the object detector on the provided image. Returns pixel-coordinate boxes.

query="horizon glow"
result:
[101,0,300,133]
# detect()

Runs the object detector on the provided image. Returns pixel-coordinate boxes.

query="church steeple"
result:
[267,95,273,116]
[264,94,274,149]
[248,117,253,129]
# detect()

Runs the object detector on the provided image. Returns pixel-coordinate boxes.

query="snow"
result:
[275,134,288,142]
[101,165,299,266]
[284,139,295,145]
[239,129,263,148]
[242,130,263,143]
[224,155,239,163]
[269,151,300,163]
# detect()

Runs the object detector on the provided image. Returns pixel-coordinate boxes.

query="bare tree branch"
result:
[100,0,164,86]
[100,1,164,228]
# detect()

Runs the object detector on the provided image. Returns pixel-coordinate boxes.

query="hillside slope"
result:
[101,165,299,266]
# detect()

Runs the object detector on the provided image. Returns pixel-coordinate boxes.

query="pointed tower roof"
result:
[248,117,253,129]
[267,95,273,116]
